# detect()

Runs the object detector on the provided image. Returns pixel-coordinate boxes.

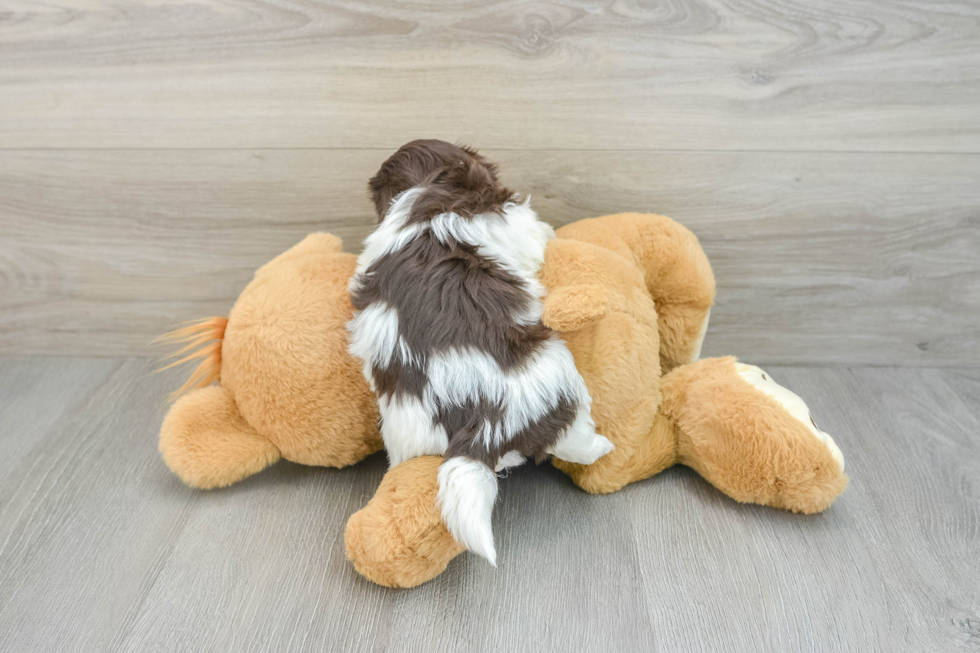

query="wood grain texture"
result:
[1,0,979,151]
[0,357,978,651]
[2,149,978,364]
[631,365,980,650]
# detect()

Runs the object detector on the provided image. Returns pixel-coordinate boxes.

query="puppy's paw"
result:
[550,433,614,465]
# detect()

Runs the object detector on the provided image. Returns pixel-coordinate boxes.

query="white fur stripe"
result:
[428,200,554,279]
[347,302,400,370]
[438,457,498,566]
[425,338,591,449]
[350,187,425,285]
[353,190,554,292]
[378,394,449,467]
[690,307,711,363]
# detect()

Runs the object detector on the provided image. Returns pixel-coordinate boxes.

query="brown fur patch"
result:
[357,140,570,469]
[352,231,551,374]
[353,231,564,469]
[368,139,515,224]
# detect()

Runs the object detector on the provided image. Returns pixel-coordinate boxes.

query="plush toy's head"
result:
[219,233,384,466]
[159,233,383,489]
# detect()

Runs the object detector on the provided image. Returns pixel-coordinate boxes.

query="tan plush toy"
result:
[159,213,847,588]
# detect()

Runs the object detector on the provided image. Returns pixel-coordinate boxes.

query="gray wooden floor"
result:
[0,356,977,652]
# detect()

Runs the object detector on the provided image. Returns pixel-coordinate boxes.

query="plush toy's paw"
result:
[542,284,609,332]
[159,385,281,489]
[345,456,464,588]
[734,363,845,471]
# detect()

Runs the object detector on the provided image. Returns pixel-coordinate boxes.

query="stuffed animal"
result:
[158,213,847,588]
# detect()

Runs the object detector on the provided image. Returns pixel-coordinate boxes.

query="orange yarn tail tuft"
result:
[153,317,229,402]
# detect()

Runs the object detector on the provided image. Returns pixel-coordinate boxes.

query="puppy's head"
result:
[368,139,514,223]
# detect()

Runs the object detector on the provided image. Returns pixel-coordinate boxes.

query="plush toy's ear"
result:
[542,284,609,332]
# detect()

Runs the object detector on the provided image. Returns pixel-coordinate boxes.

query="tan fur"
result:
[159,214,846,588]
[154,316,227,401]
[218,236,382,467]
[663,357,848,514]
[159,233,383,487]
[345,456,465,588]
[540,284,608,332]
[159,385,281,489]
[557,213,715,372]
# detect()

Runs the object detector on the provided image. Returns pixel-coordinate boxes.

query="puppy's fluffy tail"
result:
[437,456,498,566]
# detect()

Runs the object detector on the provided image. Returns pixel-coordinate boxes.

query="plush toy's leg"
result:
[618,214,715,371]
[556,213,716,372]
[345,456,464,588]
[159,385,281,489]
[551,406,678,495]
[660,357,847,513]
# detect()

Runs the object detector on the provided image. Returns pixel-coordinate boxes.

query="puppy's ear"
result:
[368,167,395,221]
[542,284,609,332]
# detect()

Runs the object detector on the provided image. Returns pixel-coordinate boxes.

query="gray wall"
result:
[2,0,978,364]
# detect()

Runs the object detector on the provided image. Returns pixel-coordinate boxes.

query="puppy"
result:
[348,140,613,565]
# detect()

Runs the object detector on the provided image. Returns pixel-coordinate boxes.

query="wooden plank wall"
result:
[1,0,978,364]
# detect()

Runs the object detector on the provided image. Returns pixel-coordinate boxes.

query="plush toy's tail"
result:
[153,317,228,402]
[155,316,282,489]
[436,456,499,566]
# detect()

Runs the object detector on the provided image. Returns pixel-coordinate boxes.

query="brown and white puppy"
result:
[347,140,613,565]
